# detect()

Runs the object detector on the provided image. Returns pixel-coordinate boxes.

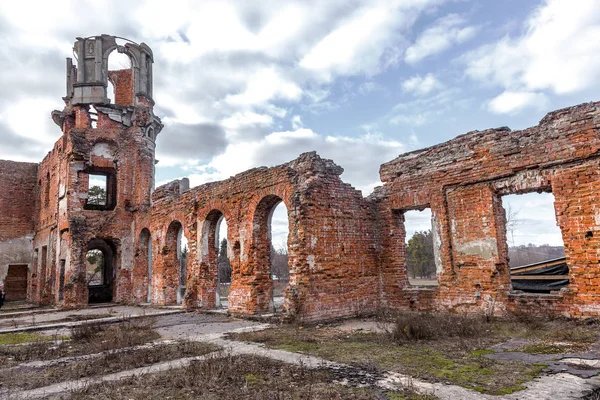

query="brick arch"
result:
[157,220,185,305]
[194,209,229,308]
[248,194,290,314]
[86,238,116,304]
[133,228,152,303]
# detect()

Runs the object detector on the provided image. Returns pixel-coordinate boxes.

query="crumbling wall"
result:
[0,160,37,297]
[26,34,162,308]
[108,69,134,106]
[51,107,158,308]
[11,33,600,321]
[146,152,379,322]
[374,101,600,317]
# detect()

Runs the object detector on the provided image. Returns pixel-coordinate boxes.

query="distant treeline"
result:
[508,244,565,268]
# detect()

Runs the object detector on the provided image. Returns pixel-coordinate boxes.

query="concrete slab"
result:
[0,306,185,334]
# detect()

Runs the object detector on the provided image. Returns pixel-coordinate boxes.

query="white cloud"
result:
[291,115,303,129]
[405,13,477,64]
[465,0,600,105]
[0,98,60,144]
[224,67,302,106]
[502,192,563,246]
[402,73,443,96]
[300,5,400,80]
[0,0,441,193]
[221,112,273,130]
[300,0,446,81]
[487,91,549,115]
[188,129,404,195]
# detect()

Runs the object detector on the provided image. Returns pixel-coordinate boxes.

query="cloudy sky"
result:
[1,0,597,247]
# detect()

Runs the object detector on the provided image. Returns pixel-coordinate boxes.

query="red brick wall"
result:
[0,160,38,240]
[376,101,600,317]
[108,69,134,106]
[0,160,37,295]
[146,152,380,322]
[28,100,159,307]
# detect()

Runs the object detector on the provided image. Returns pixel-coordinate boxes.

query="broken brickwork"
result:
[28,35,162,307]
[1,33,600,322]
[144,152,379,322]
[373,101,600,318]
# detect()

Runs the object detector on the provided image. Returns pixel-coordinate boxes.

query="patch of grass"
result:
[0,340,219,391]
[0,332,61,345]
[68,354,437,400]
[470,349,494,357]
[519,342,589,354]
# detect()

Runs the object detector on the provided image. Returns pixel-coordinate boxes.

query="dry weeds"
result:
[0,340,218,391]
[0,318,160,367]
[68,354,436,400]
[229,312,599,395]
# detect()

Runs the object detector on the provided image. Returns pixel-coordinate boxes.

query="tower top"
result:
[66,34,154,106]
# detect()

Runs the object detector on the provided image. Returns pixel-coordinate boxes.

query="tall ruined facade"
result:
[14,35,162,307]
[1,34,600,321]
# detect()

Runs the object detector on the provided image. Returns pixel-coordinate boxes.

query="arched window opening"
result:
[177,226,189,305]
[270,202,289,313]
[136,228,153,304]
[147,234,153,303]
[216,216,230,309]
[107,48,133,106]
[253,195,290,314]
[165,221,184,305]
[200,210,229,309]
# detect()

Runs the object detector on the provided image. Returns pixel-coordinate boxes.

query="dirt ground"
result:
[2,307,600,399]
[230,312,600,395]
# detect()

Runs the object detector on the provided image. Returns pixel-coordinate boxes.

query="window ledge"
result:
[508,291,563,299]
[404,286,438,292]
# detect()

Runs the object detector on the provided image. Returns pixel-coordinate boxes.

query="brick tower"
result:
[30,35,162,307]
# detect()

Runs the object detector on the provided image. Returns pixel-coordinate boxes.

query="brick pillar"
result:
[553,165,600,316]
[445,183,510,314]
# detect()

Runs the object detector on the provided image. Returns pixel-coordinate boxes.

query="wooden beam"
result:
[511,275,569,280]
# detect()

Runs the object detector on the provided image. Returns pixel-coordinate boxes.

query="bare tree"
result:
[270,244,289,281]
[218,239,231,283]
[505,204,521,247]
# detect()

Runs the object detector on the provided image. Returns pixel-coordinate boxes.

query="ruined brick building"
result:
[1,34,600,321]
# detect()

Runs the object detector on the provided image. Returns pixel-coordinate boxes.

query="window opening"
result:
[403,208,438,286]
[58,260,66,301]
[147,234,153,303]
[87,174,107,206]
[89,105,98,128]
[177,227,188,305]
[270,202,289,312]
[216,217,230,309]
[502,192,567,293]
[107,47,133,105]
